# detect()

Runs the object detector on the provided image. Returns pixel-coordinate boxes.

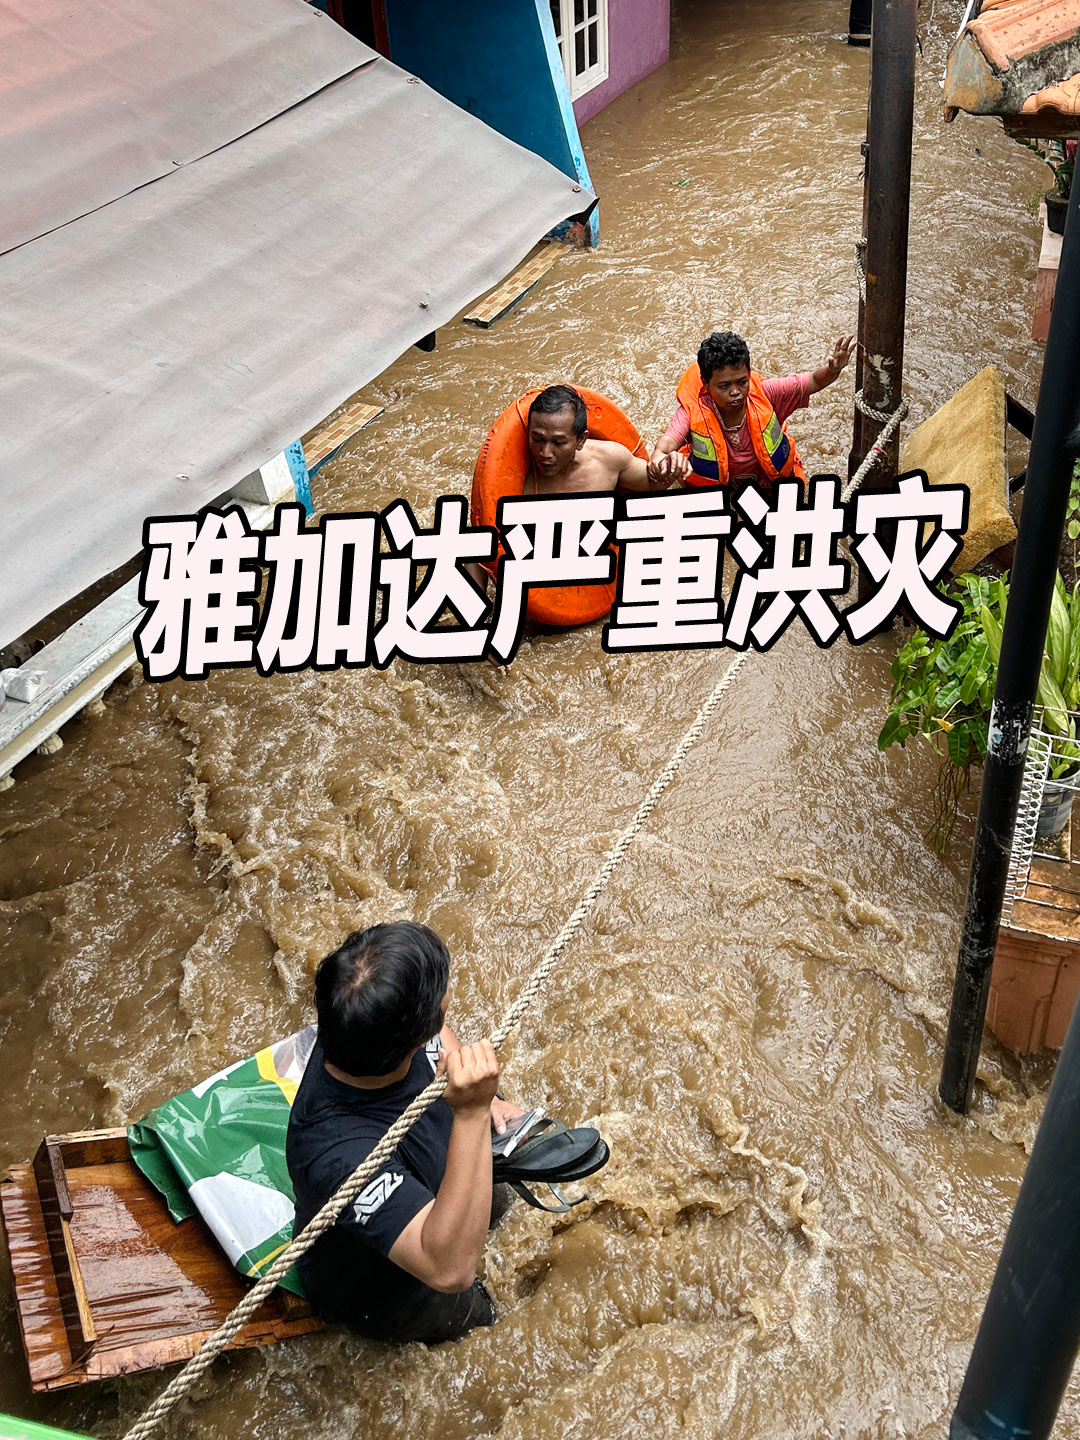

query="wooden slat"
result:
[53,1129,129,1169]
[992,805,1080,1049]
[1033,207,1062,343]
[463,243,562,328]
[303,399,383,471]
[32,1142,95,1362]
[1,1132,320,1392]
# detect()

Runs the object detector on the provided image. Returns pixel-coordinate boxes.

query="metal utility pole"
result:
[939,175,1080,1115]
[849,0,919,491]
[950,993,1080,1440]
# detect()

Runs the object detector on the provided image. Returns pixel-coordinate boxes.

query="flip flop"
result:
[493,1118,609,1212]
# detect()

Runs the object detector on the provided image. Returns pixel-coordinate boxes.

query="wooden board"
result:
[1033,206,1062,343]
[1,1130,319,1391]
[463,244,562,328]
[303,399,383,473]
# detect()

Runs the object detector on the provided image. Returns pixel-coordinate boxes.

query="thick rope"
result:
[123,652,747,1440]
[842,393,910,504]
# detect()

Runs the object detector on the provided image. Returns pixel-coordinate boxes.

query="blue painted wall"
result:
[384,0,596,241]
[286,440,313,515]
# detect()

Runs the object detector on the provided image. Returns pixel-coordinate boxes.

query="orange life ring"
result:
[470,387,647,628]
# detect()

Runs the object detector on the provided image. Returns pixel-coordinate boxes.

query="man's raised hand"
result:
[439,1039,500,1114]
[826,334,856,377]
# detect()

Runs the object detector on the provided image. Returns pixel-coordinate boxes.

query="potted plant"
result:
[879,573,1080,850]
[1016,136,1074,235]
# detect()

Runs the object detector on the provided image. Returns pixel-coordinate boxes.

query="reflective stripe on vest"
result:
[760,411,791,471]
[689,430,720,482]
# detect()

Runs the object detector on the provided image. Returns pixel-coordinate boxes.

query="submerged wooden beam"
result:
[303,399,384,475]
[463,243,562,328]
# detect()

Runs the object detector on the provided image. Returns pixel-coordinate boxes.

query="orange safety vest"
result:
[675,365,807,487]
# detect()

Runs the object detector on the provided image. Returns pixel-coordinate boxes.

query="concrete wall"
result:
[572,0,670,126]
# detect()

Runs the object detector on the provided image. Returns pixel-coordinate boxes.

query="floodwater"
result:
[1,1,1075,1436]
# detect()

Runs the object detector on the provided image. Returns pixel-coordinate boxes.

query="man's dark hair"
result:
[528,384,588,438]
[697,331,751,383]
[315,922,450,1077]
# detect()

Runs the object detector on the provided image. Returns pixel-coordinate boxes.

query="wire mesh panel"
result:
[1003,707,1080,924]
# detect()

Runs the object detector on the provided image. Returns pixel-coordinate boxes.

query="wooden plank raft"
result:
[1,1129,319,1391]
[463,243,562,328]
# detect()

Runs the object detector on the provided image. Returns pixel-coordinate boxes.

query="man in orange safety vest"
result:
[651,329,855,490]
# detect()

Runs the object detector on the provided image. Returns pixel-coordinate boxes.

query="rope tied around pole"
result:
[853,390,902,426]
[123,652,749,1440]
[842,392,909,505]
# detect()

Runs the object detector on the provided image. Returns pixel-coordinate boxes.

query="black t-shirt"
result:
[286,1037,453,1335]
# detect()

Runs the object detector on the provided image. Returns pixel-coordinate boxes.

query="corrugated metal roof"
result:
[0,0,593,646]
[945,0,1080,132]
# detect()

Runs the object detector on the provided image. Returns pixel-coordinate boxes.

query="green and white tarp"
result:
[128,1026,316,1296]
[0,1415,96,1440]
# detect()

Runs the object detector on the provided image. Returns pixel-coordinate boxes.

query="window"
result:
[549,0,608,101]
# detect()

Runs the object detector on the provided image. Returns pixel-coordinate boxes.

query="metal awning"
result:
[944,0,1080,135]
[0,0,594,647]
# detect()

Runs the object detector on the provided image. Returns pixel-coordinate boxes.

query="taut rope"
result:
[124,651,748,1440]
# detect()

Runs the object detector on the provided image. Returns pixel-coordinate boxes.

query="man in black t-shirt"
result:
[286,921,522,1343]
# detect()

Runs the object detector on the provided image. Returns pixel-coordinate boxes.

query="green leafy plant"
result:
[879,573,1080,851]
[1067,458,1080,545]
[1015,136,1074,199]
[878,575,996,851]
[979,574,1080,778]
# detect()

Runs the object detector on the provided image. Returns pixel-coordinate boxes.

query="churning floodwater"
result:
[1,1,1075,1435]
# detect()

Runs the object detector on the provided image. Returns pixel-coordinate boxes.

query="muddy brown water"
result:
[2,2,1076,1435]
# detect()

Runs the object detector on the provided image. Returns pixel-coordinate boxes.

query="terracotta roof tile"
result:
[971,0,1080,72]
[945,0,1080,125]
[1021,71,1080,116]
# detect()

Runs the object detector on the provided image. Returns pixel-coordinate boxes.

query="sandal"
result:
[493,1117,609,1212]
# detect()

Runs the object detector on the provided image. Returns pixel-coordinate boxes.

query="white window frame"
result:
[549,0,609,101]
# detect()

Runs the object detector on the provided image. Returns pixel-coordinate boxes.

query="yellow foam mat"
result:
[900,365,1016,572]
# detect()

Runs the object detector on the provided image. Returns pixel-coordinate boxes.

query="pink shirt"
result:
[664,372,811,481]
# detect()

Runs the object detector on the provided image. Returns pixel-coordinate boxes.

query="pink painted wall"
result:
[572,0,670,126]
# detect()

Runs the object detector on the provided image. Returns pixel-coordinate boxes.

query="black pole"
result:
[849,0,917,492]
[938,174,1080,1114]
[950,988,1080,1440]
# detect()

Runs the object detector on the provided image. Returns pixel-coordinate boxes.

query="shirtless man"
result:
[466,384,688,601]
[522,384,689,496]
